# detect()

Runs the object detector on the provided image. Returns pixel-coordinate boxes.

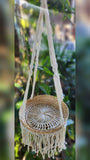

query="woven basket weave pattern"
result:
[20,95,69,134]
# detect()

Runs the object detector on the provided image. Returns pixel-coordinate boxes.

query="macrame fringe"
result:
[20,122,67,159]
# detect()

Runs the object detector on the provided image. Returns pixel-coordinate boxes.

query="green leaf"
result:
[59,73,65,80]
[15,143,19,158]
[38,66,53,76]
[66,0,70,6]
[25,151,43,160]
[16,101,23,109]
[65,144,75,160]
[14,82,22,88]
[25,152,34,160]
[67,125,75,140]
[38,83,51,94]
[43,67,53,76]
[14,82,24,93]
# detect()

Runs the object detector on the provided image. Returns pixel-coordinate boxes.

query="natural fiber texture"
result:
[21,122,66,159]
[21,95,69,134]
[19,0,69,159]
[30,0,44,99]
[20,95,69,159]
[43,0,64,119]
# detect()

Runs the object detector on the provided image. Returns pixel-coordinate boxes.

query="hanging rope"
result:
[20,0,44,114]
[30,0,63,119]
[20,0,64,120]
[43,0,64,119]
[30,0,44,99]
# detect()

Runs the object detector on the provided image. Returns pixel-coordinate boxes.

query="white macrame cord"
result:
[19,0,44,120]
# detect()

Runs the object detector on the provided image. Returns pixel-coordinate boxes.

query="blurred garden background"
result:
[15,0,75,159]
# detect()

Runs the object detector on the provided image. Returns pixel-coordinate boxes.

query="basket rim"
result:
[20,95,69,134]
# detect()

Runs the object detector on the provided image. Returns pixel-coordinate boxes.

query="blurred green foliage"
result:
[27,0,75,14]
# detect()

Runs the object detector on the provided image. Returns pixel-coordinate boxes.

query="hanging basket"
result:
[20,95,69,159]
[19,0,69,159]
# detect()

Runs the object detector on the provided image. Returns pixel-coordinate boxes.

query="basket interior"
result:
[25,95,69,133]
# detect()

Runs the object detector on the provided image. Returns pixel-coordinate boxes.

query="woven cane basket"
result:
[20,95,69,158]
[21,95,69,134]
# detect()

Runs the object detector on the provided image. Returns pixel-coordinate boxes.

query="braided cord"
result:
[30,0,44,99]
[22,0,44,110]
[43,0,63,119]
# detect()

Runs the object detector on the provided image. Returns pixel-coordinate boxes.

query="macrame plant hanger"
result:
[19,0,69,159]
